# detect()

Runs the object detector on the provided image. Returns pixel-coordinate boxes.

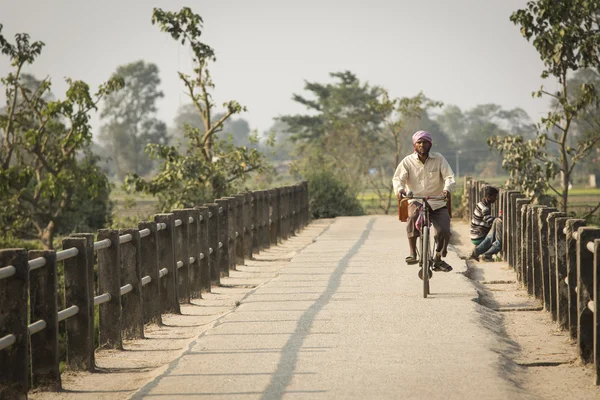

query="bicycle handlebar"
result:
[404,195,447,200]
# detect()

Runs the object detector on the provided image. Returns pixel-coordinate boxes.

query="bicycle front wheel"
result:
[422,226,430,298]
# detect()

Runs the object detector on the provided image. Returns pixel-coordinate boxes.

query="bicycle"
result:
[401,192,448,298]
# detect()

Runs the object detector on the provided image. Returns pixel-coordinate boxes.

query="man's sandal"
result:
[405,255,419,265]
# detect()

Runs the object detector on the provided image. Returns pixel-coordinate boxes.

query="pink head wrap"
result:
[412,130,433,145]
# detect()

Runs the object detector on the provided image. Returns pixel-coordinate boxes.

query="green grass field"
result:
[358,176,600,217]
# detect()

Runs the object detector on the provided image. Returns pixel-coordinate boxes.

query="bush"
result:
[307,171,364,218]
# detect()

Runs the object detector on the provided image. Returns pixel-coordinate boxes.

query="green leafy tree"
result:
[491,0,600,211]
[172,103,253,151]
[367,92,443,214]
[125,7,270,210]
[307,170,364,218]
[280,71,390,194]
[0,25,123,248]
[99,60,167,180]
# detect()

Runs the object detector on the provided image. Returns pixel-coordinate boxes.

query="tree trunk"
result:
[40,221,55,250]
[562,167,569,214]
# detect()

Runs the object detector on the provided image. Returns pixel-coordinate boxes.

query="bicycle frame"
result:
[401,194,447,298]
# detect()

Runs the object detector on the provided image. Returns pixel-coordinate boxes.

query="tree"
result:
[0,25,123,248]
[491,0,600,212]
[99,60,168,180]
[367,92,443,214]
[279,71,390,194]
[172,103,253,151]
[125,7,270,210]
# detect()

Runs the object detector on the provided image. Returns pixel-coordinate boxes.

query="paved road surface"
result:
[130,215,532,399]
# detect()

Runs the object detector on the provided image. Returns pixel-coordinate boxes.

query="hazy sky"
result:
[0,0,554,137]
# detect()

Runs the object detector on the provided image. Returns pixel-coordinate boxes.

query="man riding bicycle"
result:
[392,130,456,272]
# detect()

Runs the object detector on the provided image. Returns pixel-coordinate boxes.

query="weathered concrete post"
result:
[555,217,570,330]
[508,192,525,269]
[566,218,586,339]
[155,213,180,314]
[0,249,29,399]
[261,190,271,248]
[70,233,95,341]
[216,199,230,277]
[515,198,531,284]
[28,250,60,391]
[234,194,246,266]
[96,229,123,348]
[531,205,546,299]
[538,207,558,310]
[62,236,94,371]
[138,221,161,325]
[195,206,211,292]
[281,187,290,241]
[225,197,237,270]
[172,210,191,304]
[576,227,600,364]
[186,208,202,299]
[269,189,279,246]
[205,203,220,286]
[255,191,264,250]
[118,228,144,339]
[593,239,600,384]
[251,191,260,254]
[290,185,298,236]
[500,189,507,258]
[243,192,253,260]
[524,205,534,293]
[547,212,566,321]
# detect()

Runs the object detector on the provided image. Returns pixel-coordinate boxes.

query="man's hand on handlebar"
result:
[397,189,407,200]
[442,190,449,199]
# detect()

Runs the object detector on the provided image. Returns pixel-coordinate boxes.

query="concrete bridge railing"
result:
[0,182,309,399]
[466,178,600,385]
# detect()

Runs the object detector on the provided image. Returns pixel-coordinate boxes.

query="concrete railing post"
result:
[500,189,507,259]
[566,219,586,339]
[28,249,60,391]
[0,249,29,399]
[186,208,202,299]
[96,229,123,349]
[555,217,570,330]
[508,192,525,269]
[593,239,600,385]
[289,186,296,237]
[70,233,95,334]
[119,228,144,339]
[269,189,278,246]
[243,193,253,260]
[195,206,211,293]
[205,203,220,286]
[138,221,162,325]
[62,236,94,371]
[234,195,246,266]
[529,205,545,299]
[254,191,262,251]
[251,191,260,254]
[576,227,600,364]
[155,213,180,314]
[281,187,290,241]
[216,199,230,277]
[547,212,566,322]
[261,190,270,248]
[538,207,558,310]
[523,205,534,293]
[225,197,237,270]
[172,210,191,304]
[515,198,531,283]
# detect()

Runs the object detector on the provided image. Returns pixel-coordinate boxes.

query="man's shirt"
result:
[392,152,456,210]
[470,198,495,240]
